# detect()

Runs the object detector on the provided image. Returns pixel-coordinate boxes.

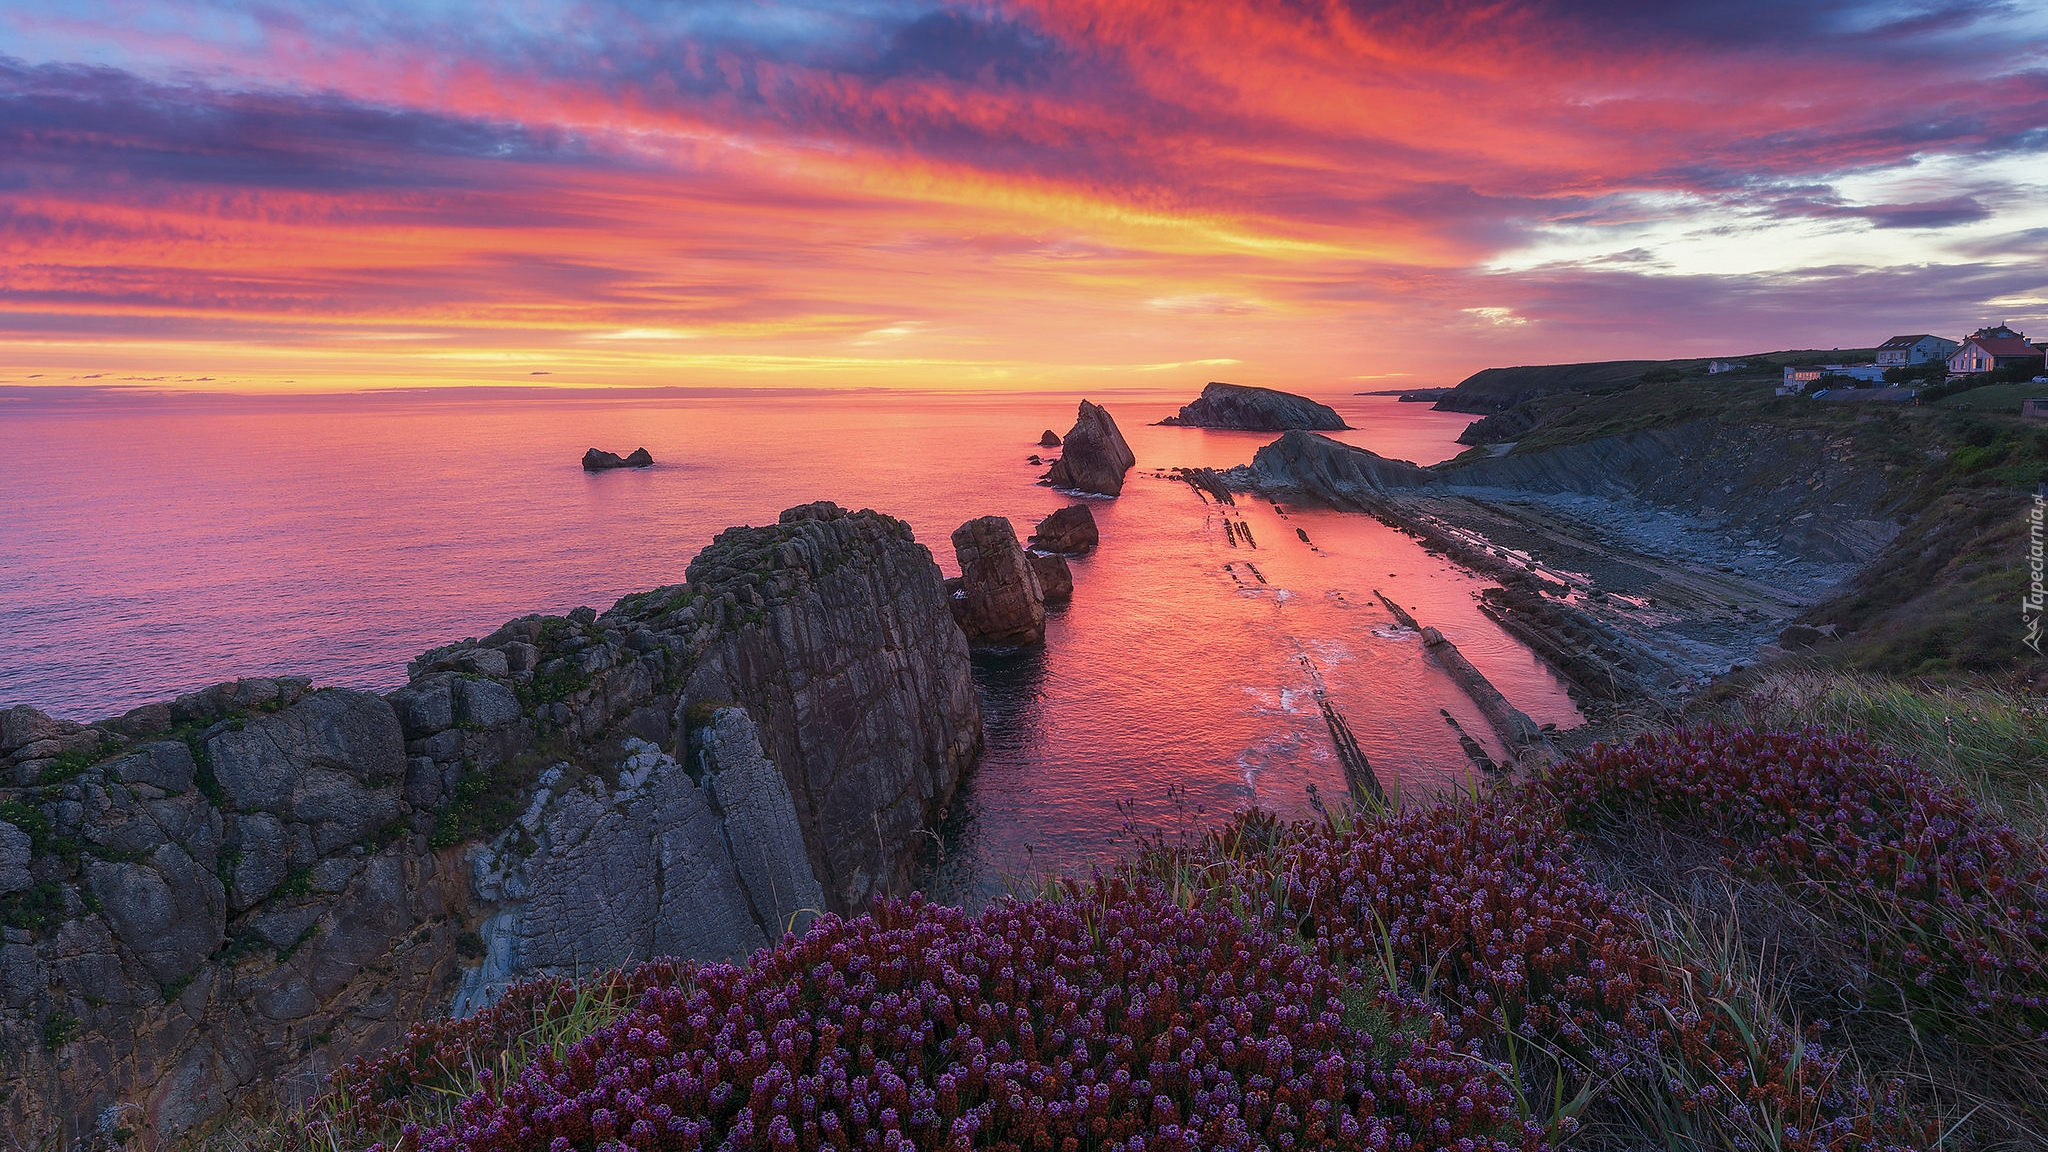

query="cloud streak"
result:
[0,0,2043,389]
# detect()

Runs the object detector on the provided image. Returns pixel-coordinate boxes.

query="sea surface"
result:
[0,386,1578,902]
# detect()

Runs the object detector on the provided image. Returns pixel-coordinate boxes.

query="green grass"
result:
[1935,382,2048,413]
[1740,668,2048,839]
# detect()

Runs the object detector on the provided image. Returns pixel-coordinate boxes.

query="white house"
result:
[1706,360,1741,374]
[1948,325,2045,376]
[1873,334,1958,366]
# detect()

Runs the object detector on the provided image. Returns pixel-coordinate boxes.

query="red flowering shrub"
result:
[391,881,1529,1152]
[1545,727,2048,1040]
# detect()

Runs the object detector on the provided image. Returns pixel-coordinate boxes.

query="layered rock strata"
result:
[0,502,978,1148]
[946,516,1045,646]
[1156,382,1349,431]
[1046,401,1136,496]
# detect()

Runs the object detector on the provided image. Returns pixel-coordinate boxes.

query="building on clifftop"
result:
[1873,333,1958,366]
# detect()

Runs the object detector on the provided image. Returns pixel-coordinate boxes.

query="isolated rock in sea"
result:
[582,446,654,470]
[949,516,1046,646]
[1243,429,1436,507]
[0,501,978,1147]
[1030,504,1100,554]
[1047,400,1136,496]
[1157,381,1350,431]
[1031,552,1074,603]
[1039,429,1062,447]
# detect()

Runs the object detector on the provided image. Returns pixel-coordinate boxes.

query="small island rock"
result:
[583,447,655,471]
[949,516,1045,646]
[1046,401,1136,496]
[1156,382,1350,431]
[1039,429,1062,447]
[1029,505,1099,555]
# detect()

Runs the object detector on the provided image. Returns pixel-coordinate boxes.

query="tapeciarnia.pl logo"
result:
[2026,488,2045,655]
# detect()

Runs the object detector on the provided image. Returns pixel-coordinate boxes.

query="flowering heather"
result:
[1225,801,1925,1152]
[327,962,691,1133]
[1545,727,2048,1039]
[390,881,1528,1152]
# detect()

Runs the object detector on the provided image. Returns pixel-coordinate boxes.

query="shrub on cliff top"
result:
[1544,727,2048,1044]
[366,883,1527,1152]
[1142,799,1929,1152]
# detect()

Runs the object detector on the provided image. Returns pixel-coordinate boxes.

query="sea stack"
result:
[1046,400,1136,496]
[1039,429,1062,447]
[1156,382,1349,431]
[948,516,1045,646]
[1029,505,1099,554]
[583,447,655,470]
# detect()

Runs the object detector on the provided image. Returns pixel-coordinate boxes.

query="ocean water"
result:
[0,386,1576,899]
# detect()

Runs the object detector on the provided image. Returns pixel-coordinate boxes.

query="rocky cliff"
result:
[1157,382,1349,430]
[0,502,979,1148]
[1047,401,1136,496]
[1242,423,1902,565]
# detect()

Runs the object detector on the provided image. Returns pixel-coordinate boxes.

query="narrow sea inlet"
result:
[0,386,1576,899]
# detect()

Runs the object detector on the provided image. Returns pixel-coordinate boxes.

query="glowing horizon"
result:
[3,0,2045,394]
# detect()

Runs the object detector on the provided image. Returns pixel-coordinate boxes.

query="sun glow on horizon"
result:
[1,0,2044,393]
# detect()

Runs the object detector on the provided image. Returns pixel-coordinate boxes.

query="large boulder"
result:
[1046,401,1136,496]
[1157,381,1349,431]
[1029,505,1099,554]
[949,516,1045,646]
[1030,553,1073,603]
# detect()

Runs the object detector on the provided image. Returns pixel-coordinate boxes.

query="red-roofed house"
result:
[1948,325,2045,376]
[1873,333,1957,366]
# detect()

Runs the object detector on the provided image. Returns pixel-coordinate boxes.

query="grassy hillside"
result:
[1434,349,1875,414]
[1936,382,2048,412]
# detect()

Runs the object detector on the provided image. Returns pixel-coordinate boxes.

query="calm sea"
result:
[0,387,1576,901]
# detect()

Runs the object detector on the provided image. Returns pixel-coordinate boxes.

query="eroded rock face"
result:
[950,516,1045,647]
[1029,505,1099,554]
[1047,401,1136,496]
[0,502,978,1148]
[682,502,981,912]
[1157,382,1350,431]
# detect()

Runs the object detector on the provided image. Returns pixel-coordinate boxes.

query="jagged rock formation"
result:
[947,516,1045,646]
[1030,553,1073,603]
[1046,401,1136,496]
[0,502,978,1148]
[582,447,654,471]
[1240,430,1435,504]
[1156,382,1349,431]
[1029,505,1098,555]
[1039,429,1061,447]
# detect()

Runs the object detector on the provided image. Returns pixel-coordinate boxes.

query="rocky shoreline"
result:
[0,502,980,1147]
[1230,426,1897,712]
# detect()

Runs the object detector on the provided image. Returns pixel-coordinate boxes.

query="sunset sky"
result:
[3,0,2045,392]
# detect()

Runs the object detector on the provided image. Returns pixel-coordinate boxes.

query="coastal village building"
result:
[1707,360,1740,374]
[1780,364,1885,394]
[1873,334,1958,366]
[1947,325,2044,375]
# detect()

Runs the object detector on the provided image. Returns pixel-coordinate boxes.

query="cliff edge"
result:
[0,501,979,1148]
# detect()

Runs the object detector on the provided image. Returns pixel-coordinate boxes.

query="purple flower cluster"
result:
[1182,799,1932,1151]
[1546,727,2048,1036]
[392,882,1528,1152]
